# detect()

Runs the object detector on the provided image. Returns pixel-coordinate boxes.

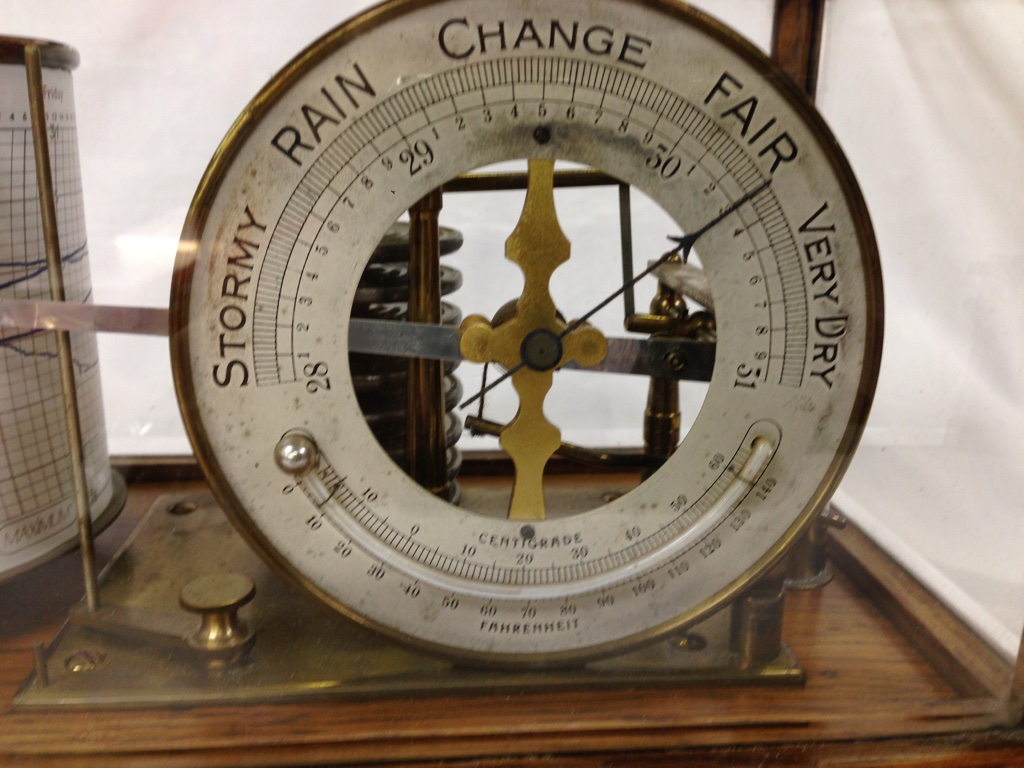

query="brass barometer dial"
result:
[171,0,882,664]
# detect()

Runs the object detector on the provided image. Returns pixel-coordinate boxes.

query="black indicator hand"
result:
[459,179,771,410]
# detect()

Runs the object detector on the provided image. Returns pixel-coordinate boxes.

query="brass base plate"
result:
[15,492,802,707]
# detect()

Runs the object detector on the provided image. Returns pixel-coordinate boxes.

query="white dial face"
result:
[172,0,882,662]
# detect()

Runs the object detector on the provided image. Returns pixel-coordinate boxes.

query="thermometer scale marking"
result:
[289,421,778,595]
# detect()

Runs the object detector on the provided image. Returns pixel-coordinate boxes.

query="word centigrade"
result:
[478,531,585,550]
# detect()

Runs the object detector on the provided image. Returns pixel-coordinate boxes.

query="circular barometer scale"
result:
[172,0,882,664]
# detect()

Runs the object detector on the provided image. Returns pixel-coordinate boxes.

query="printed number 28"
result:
[305,361,331,393]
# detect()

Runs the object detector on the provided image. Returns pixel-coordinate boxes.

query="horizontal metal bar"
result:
[0,300,716,382]
[350,318,715,382]
[0,299,169,336]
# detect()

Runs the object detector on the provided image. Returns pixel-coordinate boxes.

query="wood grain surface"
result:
[1,478,1022,767]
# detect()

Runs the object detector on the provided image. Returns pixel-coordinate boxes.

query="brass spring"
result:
[349,222,464,503]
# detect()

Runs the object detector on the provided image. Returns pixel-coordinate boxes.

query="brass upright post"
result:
[406,190,447,496]
[25,44,100,611]
[731,559,788,668]
[640,257,686,465]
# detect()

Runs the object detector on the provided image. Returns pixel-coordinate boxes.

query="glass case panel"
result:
[817,0,1024,660]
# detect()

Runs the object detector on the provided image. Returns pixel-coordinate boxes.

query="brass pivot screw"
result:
[179,573,256,663]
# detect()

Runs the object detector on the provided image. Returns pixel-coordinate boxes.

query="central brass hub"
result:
[520,328,564,371]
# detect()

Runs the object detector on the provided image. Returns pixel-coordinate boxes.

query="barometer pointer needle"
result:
[459,179,772,410]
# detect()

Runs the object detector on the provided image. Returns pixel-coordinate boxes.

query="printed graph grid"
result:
[1,94,113,554]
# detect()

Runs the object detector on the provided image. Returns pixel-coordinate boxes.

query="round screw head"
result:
[180,573,255,614]
[63,649,106,673]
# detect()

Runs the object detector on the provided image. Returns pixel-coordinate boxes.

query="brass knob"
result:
[179,573,256,660]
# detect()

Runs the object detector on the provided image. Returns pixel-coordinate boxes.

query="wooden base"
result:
[1,478,1022,766]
